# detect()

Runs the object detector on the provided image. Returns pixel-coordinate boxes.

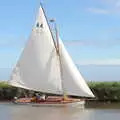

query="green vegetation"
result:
[88,82,120,102]
[0,82,11,88]
[0,82,32,101]
[1,81,120,102]
[0,82,17,100]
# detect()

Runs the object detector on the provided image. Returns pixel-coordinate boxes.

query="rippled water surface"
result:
[0,103,120,120]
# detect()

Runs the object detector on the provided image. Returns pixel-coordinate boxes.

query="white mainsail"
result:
[9,6,94,97]
[9,6,62,95]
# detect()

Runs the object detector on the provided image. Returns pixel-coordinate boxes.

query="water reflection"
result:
[0,103,12,120]
[0,103,120,120]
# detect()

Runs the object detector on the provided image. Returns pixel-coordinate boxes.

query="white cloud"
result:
[76,59,120,65]
[0,38,26,48]
[87,0,120,14]
[116,1,120,7]
[101,0,120,6]
[64,39,120,47]
[87,8,109,14]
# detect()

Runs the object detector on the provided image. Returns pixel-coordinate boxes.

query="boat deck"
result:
[13,96,85,106]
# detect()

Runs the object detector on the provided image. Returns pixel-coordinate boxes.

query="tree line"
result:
[1,81,120,102]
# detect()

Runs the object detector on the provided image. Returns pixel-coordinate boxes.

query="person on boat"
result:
[40,94,46,101]
[14,96,18,100]
[31,93,37,102]
[13,96,18,102]
[36,93,41,102]
[38,94,47,102]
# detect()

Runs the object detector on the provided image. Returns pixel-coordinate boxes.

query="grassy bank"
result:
[0,82,11,88]
[88,82,120,102]
[1,81,120,102]
[0,82,32,101]
[0,82,18,100]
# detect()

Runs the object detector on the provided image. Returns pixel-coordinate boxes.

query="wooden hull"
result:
[13,101,85,108]
[13,97,85,108]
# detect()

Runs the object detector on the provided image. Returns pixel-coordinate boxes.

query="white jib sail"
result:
[9,5,94,97]
[59,39,94,97]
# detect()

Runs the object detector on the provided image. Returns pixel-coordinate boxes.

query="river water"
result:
[0,102,120,120]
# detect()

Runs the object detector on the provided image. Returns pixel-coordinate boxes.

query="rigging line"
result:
[40,3,65,95]
[55,23,59,54]
[55,25,66,96]
[40,2,58,53]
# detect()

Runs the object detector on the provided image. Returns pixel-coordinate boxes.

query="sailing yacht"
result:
[8,4,94,107]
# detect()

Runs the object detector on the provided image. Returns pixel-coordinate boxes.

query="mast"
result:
[55,23,66,98]
[40,3,66,97]
[51,20,67,99]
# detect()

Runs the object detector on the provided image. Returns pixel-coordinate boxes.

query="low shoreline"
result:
[85,101,120,109]
[0,101,11,103]
[1,100,120,109]
[1,81,120,102]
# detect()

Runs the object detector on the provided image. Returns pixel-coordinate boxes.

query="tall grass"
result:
[88,82,120,102]
[0,82,11,88]
[0,82,18,100]
[1,81,120,102]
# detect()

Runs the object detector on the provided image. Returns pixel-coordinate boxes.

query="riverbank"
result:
[85,101,120,109]
[1,81,120,102]
[88,81,120,102]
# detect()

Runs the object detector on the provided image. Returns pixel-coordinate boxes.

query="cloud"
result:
[64,40,101,47]
[87,0,120,14]
[116,1,120,7]
[87,8,109,14]
[102,0,120,6]
[64,40,84,45]
[0,33,28,49]
[0,38,26,49]
[76,59,120,65]
[64,39,120,47]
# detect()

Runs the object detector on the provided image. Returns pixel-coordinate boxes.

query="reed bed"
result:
[0,81,120,102]
[88,81,120,102]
